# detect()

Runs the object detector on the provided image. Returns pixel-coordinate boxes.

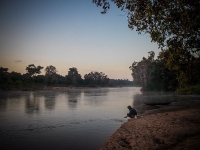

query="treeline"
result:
[93,0,200,94]
[0,64,133,90]
[130,50,200,94]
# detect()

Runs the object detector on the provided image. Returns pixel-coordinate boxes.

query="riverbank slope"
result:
[101,105,200,150]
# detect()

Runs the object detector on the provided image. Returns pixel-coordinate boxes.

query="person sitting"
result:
[124,105,137,118]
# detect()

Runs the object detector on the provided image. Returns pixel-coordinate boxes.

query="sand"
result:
[101,105,200,150]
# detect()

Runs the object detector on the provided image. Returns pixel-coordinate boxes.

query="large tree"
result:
[158,48,200,88]
[129,51,155,89]
[84,71,109,86]
[26,64,43,77]
[129,51,178,91]
[45,65,58,85]
[66,67,82,86]
[0,67,9,84]
[93,0,200,55]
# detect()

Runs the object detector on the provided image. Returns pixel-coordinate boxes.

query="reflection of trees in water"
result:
[84,88,108,97]
[25,92,40,114]
[0,93,7,111]
[43,92,56,111]
[24,91,58,113]
[83,88,109,106]
[0,91,23,99]
[66,90,81,109]
[0,91,24,111]
[0,99,6,111]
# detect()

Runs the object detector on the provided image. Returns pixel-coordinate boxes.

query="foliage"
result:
[0,64,136,90]
[109,79,134,87]
[45,65,58,85]
[84,71,109,86]
[158,49,200,88]
[93,0,200,54]
[26,64,43,77]
[145,59,177,91]
[129,51,178,91]
[45,65,57,75]
[94,0,200,93]
[176,85,200,95]
[130,50,200,91]
[0,67,9,89]
[129,51,155,89]
[0,67,8,82]
[66,68,82,86]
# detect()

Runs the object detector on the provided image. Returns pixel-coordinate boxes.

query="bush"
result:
[176,85,200,95]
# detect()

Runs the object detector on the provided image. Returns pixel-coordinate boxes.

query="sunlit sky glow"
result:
[0,0,160,80]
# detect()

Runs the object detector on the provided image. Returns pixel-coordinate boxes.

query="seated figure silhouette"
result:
[124,105,137,118]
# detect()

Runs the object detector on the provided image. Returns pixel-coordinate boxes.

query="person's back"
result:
[124,106,137,118]
[130,107,137,116]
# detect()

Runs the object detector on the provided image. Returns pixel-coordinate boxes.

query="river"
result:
[0,87,200,150]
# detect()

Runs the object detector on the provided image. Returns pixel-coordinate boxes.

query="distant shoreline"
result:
[0,85,137,91]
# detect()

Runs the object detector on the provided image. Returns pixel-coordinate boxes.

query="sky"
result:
[0,0,160,80]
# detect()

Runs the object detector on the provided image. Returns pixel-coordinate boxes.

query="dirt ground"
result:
[101,106,200,150]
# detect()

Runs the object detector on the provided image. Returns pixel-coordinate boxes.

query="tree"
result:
[45,65,57,76]
[146,59,177,91]
[84,71,109,86]
[66,67,82,86]
[130,51,178,91]
[26,64,43,77]
[0,67,9,88]
[93,0,200,54]
[45,65,58,85]
[9,71,23,84]
[158,48,200,88]
[129,51,155,89]
[0,67,8,80]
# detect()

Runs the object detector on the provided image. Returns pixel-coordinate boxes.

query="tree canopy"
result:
[45,65,57,76]
[45,65,58,85]
[93,0,200,55]
[66,67,82,86]
[0,65,133,90]
[26,64,43,77]
[84,71,109,86]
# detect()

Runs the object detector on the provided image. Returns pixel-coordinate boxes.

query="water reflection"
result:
[44,92,56,111]
[0,91,24,112]
[84,88,108,97]
[83,88,108,106]
[0,93,7,111]
[66,90,81,109]
[1,87,199,150]
[25,92,40,114]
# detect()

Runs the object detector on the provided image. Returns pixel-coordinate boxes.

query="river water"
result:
[0,87,200,150]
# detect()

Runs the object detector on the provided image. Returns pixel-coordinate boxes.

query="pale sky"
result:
[0,0,160,80]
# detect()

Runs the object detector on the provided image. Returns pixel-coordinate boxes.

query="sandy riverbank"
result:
[101,105,200,150]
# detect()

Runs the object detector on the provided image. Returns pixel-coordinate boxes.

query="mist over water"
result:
[0,87,199,150]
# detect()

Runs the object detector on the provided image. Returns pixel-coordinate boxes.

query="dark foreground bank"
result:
[101,104,200,150]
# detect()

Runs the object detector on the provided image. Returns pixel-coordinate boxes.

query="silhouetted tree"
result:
[84,71,109,86]
[45,65,58,85]
[66,67,82,86]
[0,67,9,89]
[26,64,43,77]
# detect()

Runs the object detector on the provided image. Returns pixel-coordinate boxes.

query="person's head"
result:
[127,105,132,110]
